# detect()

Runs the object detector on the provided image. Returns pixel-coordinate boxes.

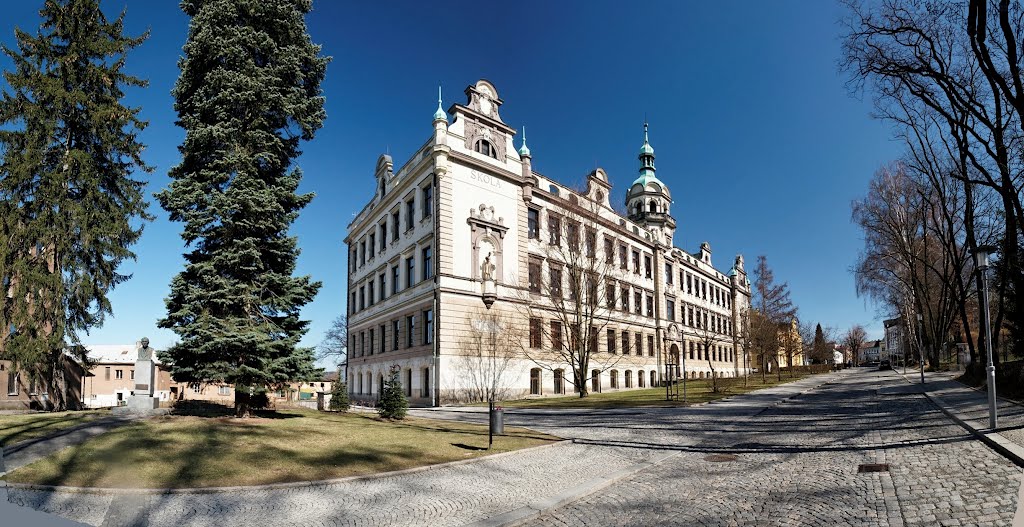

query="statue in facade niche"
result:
[481,252,496,282]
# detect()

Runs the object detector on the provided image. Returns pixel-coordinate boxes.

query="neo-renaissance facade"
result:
[345,80,751,406]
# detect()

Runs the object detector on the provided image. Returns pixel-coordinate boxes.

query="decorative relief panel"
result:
[464,119,507,160]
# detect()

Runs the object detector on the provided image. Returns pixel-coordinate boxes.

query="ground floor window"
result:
[638,370,645,388]
[530,368,541,395]
[421,368,431,398]
[591,369,600,393]
[610,370,619,389]
[650,371,656,388]
[625,370,633,388]
[554,369,565,394]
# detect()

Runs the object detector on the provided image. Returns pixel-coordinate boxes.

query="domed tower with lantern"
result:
[626,122,676,245]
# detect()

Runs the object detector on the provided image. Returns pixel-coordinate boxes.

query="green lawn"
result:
[495,373,818,409]
[3,408,559,488]
[0,409,110,448]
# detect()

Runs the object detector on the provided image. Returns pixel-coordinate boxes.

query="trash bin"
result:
[489,405,504,435]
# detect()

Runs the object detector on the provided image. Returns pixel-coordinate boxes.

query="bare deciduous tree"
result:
[452,310,523,403]
[844,325,868,366]
[317,315,347,368]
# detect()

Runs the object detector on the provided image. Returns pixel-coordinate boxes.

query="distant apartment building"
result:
[883,318,905,363]
[0,359,85,411]
[345,79,752,406]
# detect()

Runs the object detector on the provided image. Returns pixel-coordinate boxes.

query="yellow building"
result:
[776,319,803,368]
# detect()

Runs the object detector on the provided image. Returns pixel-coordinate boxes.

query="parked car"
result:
[879,359,892,370]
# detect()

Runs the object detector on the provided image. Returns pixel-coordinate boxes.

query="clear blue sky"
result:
[0,1,902,362]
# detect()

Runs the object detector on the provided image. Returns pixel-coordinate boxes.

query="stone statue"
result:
[481,252,496,281]
[735,254,745,272]
[137,337,152,361]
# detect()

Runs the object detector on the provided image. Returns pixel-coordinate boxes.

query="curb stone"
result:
[3,438,570,495]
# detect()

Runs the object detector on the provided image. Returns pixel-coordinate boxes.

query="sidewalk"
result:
[891,369,1024,467]
[1,416,136,475]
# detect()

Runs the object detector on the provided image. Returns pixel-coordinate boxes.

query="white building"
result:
[345,80,752,406]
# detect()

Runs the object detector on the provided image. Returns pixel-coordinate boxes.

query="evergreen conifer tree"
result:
[378,366,408,420]
[157,0,329,417]
[0,0,151,410]
[329,380,350,412]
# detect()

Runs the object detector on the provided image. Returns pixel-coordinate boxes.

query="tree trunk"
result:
[234,390,252,418]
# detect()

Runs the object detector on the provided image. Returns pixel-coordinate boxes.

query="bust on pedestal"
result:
[119,337,161,414]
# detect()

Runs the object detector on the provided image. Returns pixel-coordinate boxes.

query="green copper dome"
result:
[639,122,655,156]
[518,126,531,157]
[433,85,446,121]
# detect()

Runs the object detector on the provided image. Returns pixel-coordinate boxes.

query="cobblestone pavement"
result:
[525,370,1021,527]
[6,369,1021,526]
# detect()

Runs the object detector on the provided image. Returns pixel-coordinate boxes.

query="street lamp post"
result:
[974,245,999,429]
[916,313,925,384]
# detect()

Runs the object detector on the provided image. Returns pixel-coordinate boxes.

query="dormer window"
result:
[474,139,497,158]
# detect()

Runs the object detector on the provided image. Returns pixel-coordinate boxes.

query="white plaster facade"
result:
[345,80,752,406]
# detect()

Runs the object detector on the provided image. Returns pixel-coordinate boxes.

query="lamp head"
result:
[973,244,998,270]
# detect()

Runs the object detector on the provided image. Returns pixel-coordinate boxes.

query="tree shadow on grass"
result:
[169,400,301,419]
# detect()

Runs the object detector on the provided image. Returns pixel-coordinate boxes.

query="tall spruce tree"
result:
[157,0,328,417]
[0,0,151,410]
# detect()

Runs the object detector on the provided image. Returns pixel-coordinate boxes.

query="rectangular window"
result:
[369,233,375,258]
[350,291,356,313]
[632,250,640,274]
[606,283,616,309]
[392,211,400,239]
[406,257,415,288]
[422,247,433,280]
[634,292,642,315]
[380,324,387,352]
[115,369,123,380]
[635,333,643,357]
[648,335,655,357]
[702,280,707,300]
[130,370,134,380]
[406,315,415,348]
[422,183,433,219]
[368,329,375,355]
[219,385,231,396]
[360,240,366,266]
[528,261,541,293]
[360,331,365,356]
[105,367,110,381]
[422,368,430,398]
[379,274,386,300]
[550,266,563,298]
[368,281,375,306]
[530,318,543,348]
[392,319,400,351]
[646,295,653,317]
[644,255,652,279]
[619,245,628,269]
[392,266,400,294]
[550,321,563,350]
[604,237,614,264]
[622,331,630,355]
[686,273,692,294]
[585,229,596,258]
[621,286,629,311]
[607,329,616,354]
[424,309,434,345]
[666,264,673,285]
[589,325,599,353]
[567,222,580,250]
[191,383,201,394]
[688,307,694,326]
[351,248,357,271]
[380,223,387,250]
[528,209,540,239]
[359,285,365,310]
[406,198,415,231]
[680,270,685,290]
[7,372,17,395]
[548,215,561,245]
[667,299,675,321]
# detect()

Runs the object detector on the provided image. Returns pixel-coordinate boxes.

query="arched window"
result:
[549,185,560,196]
[638,370,645,388]
[530,368,542,395]
[625,370,633,388]
[635,203,642,215]
[650,371,657,387]
[474,139,497,158]
[376,373,383,395]
[649,201,657,213]
[610,370,619,389]
[554,369,565,394]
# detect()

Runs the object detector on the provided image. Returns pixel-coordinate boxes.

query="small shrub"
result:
[329,381,350,412]
[378,366,408,419]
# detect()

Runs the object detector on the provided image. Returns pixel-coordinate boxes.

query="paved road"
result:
[5,369,1020,526]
